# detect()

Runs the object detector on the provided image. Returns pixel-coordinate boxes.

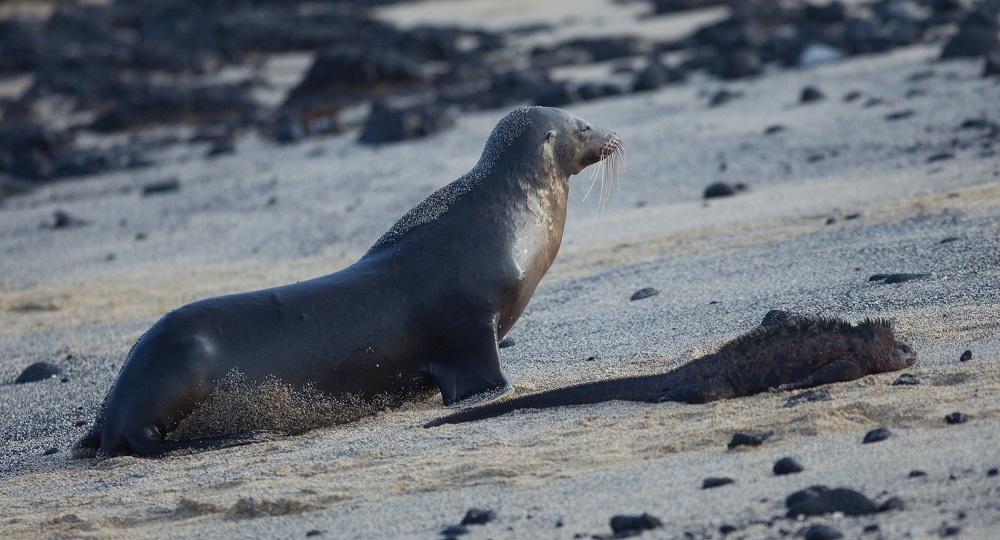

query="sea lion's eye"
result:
[581,125,591,133]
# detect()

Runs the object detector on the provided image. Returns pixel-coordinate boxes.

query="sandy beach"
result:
[2,2,1000,539]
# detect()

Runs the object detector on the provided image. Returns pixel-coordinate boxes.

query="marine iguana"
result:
[424,316,916,427]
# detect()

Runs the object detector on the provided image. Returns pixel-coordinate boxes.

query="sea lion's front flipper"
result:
[430,331,509,406]
[778,358,864,391]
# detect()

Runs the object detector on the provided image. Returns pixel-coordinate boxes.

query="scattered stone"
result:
[800,86,825,103]
[783,388,832,407]
[893,373,920,386]
[359,103,456,145]
[786,487,878,517]
[985,49,1000,77]
[306,530,322,537]
[909,470,927,478]
[630,288,659,301]
[941,13,1000,59]
[719,524,738,535]
[863,524,880,533]
[632,58,683,92]
[498,337,515,349]
[142,178,181,196]
[944,412,968,424]
[43,447,59,456]
[862,427,891,443]
[959,350,972,362]
[927,152,955,162]
[728,431,772,449]
[843,91,862,102]
[609,513,663,536]
[940,237,959,244]
[49,209,88,229]
[803,524,843,540]
[884,110,915,121]
[941,525,961,536]
[206,138,236,157]
[774,457,804,475]
[868,273,930,284]
[709,89,742,107]
[703,477,736,489]
[14,362,62,384]
[878,496,905,512]
[987,468,998,477]
[460,509,496,526]
[703,181,747,198]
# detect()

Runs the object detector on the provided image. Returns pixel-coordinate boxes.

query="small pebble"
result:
[893,373,920,386]
[786,487,877,517]
[959,350,972,362]
[460,509,496,526]
[926,152,954,163]
[884,110,914,121]
[609,513,663,535]
[42,447,59,456]
[306,530,322,537]
[763,124,785,135]
[783,389,831,407]
[863,524,880,533]
[944,412,967,424]
[773,457,804,475]
[867,273,930,284]
[909,470,928,478]
[629,287,659,301]
[863,427,891,443]
[987,468,998,477]
[141,178,181,196]
[878,496,904,512]
[800,86,825,103]
[702,477,735,489]
[703,181,746,199]
[803,524,843,540]
[941,526,960,537]
[719,524,738,535]
[728,431,772,449]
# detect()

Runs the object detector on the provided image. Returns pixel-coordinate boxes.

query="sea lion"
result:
[424,316,916,427]
[74,106,624,457]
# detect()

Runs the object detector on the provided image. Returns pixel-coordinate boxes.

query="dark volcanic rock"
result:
[14,362,62,384]
[800,86,826,103]
[359,103,455,145]
[773,457,805,475]
[609,513,663,535]
[286,45,426,109]
[786,486,878,517]
[460,508,496,526]
[985,48,1000,76]
[803,524,843,540]
[630,287,660,301]
[944,412,968,424]
[868,272,930,284]
[892,373,921,385]
[727,431,772,449]
[49,209,88,229]
[633,58,685,92]
[960,349,973,362]
[704,181,747,198]
[862,427,892,443]
[878,496,905,512]
[142,178,181,196]
[941,10,1000,59]
[703,476,736,488]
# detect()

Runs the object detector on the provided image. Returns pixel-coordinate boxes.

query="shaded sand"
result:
[2,33,1000,540]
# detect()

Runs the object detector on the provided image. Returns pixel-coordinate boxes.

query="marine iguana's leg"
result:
[778,358,865,391]
[428,323,510,405]
[648,375,738,404]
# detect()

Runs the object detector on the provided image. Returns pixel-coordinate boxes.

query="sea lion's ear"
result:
[545,130,556,143]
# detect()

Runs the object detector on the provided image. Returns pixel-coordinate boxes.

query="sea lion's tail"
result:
[423,373,669,428]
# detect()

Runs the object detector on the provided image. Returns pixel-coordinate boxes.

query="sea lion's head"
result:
[530,106,623,178]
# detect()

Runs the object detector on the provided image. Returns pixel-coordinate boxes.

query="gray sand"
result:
[1,18,999,540]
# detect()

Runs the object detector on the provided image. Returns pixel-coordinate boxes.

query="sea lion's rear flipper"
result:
[649,375,737,404]
[778,358,864,391]
[430,330,509,406]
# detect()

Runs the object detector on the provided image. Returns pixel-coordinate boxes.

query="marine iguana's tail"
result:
[423,373,671,428]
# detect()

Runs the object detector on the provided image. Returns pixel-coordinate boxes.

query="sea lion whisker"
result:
[583,156,604,203]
